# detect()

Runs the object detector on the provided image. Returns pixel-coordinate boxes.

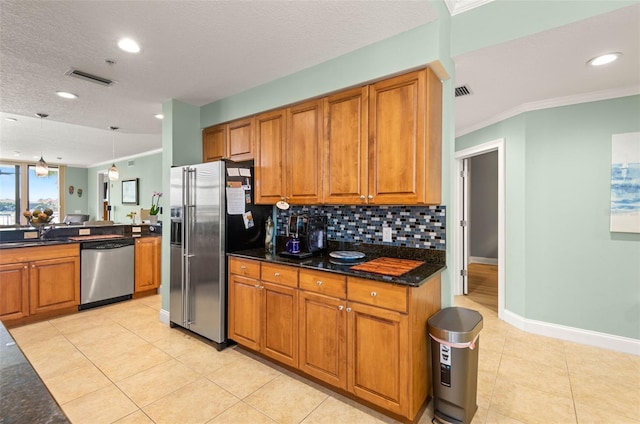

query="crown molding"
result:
[456,85,640,137]
[444,0,495,16]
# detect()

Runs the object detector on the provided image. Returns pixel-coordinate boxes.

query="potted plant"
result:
[149,191,162,224]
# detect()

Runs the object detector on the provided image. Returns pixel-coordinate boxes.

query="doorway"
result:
[454,138,505,319]
[97,172,110,220]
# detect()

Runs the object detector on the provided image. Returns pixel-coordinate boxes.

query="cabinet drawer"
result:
[228,257,260,279]
[261,263,298,288]
[347,277,407,313]
[299,269,346,298]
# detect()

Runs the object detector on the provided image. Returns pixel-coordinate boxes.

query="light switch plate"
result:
[79,228,91,236]
[382,227,392,243]
[132,227,141,233]
[24,232,38,239]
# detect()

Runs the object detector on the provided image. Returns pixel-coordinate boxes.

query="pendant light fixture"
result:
[34,113,49,177]
[108,126,119,181]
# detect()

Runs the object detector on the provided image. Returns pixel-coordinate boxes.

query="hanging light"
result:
[34,113,49,177]
[108,126,119,180]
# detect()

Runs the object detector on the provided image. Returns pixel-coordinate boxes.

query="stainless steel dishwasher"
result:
[79,238,134,310]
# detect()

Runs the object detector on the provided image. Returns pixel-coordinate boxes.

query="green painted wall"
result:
[457,96,640,339]
[86,153,162,223]
[200,21,443,128]
[64,167,88,216]
[450,0,637,56]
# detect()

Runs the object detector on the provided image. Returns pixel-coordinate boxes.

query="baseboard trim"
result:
[159,309,170,326]
[503,309,640,356]
[469,256,498,265]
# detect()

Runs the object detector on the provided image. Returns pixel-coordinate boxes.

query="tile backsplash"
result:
[276,205,445,250]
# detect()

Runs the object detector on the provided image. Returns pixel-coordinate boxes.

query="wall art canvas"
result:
[610,132,640,233]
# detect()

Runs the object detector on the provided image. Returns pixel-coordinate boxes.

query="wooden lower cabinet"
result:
[261,281,298,367]
[0,263,29,320]
[347,301,408,415]
[29,256,80,315]
[0,244,80,324]
[134,237,161,293]
[229,257,442,421]
[228,258,299,368]
[299,290,347,389]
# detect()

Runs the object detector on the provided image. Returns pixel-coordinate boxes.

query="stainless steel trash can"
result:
[428,307,483,424]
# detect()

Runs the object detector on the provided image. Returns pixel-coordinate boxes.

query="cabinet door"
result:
[0,263,29,320]
[286,99,323,204]
[347,301,409,416]
[299,290,347,389]
[29,256,80,314]
[227,117,254,161]
[203,125,226,162]
[323,87,368,204]
[228,274,261,351]
[255,109,286,204]
[261,281,298,368]
[135,237,160,292]
[369,70,426,204]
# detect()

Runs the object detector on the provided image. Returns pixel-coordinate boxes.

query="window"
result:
[0,162,64,226]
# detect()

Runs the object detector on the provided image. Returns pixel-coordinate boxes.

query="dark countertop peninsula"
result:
[229,240,446,287]
[0,321,69,423]
[0,223,162,249]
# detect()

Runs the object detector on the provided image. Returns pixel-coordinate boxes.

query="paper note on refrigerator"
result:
[239,168,251,177]
[226,187,245,215]
[227,168,240,177]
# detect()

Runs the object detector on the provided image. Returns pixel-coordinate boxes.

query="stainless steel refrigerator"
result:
[169,160,271,349]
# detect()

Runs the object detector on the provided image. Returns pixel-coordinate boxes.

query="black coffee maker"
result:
[280,214,327,259]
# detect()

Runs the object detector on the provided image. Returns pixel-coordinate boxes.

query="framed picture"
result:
[122,178,139,205]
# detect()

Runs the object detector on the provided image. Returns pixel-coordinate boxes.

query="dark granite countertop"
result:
[229,240,446,287]
[0,321,69,423]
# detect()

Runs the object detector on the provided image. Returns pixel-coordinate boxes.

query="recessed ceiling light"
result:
[155,114,164,119]
[587,52,622,66]
[5,117,17,122]
[56,91,78,99]
[118,38,141,53]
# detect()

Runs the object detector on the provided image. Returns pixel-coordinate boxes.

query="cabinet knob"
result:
[346,307,352,313]
[368,195,374,199]
[240,265,247,270]
[24,265,28,269]
[370,291,377,297]
[274,272,280,277]
[360,195,365,200]
[31,264,35,268]
[316,280,323,286]
[254,284,260,288]
[338,305,344,311]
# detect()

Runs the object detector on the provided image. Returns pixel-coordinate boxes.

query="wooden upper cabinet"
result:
[323,87,368,204]
[286,99,323,204]
[255,109,287,204]
[202,125,226,162]
[227,117,254,161]
[369,69,425,204]
[424,67,443,205]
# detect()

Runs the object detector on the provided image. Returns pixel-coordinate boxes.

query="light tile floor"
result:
[9,294,640,424]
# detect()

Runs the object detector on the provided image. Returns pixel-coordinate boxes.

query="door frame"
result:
[453,138,505,319]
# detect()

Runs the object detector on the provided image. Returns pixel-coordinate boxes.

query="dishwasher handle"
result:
[81,239,134,250]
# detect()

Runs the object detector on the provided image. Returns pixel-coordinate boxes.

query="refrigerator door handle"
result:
[181,167,189,327]
[185,167,197,326]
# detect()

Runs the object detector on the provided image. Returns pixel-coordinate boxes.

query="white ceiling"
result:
[0,1,638,168]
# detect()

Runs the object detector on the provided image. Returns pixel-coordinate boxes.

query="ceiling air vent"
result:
[64,68,115,87]
[455,85,472,97]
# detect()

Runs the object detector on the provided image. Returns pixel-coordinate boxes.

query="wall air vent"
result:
[64,68,115,87]
[127,160,135,167]
[455,85,472,97]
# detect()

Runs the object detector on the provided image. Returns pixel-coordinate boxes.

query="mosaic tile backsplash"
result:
[276,205,446,250]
